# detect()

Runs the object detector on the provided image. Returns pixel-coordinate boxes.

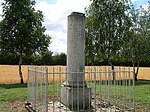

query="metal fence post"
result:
[132,70,135,112]
[45,67,48,112]
[94,66,96,112]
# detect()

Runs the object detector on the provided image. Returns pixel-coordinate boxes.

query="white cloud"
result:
[142,2,149,11]
[0,0,3,20]
[35,0,91,54]
[131,0,140,2]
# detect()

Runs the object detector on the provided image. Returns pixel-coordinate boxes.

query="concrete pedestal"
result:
[61,84,91,110]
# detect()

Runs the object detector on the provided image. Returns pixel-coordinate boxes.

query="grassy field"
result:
[0,80,150,111]
[0,83,27,112]
[134,80,150,111]
[0,65,149,84]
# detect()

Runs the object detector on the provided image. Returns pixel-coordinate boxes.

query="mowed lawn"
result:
[134,80,150,111]
[0,80,150,111]
[0,84,27,112]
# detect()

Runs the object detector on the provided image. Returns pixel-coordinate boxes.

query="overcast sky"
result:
[0,0,149,55]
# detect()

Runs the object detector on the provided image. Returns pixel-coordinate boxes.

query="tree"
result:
[0,0,51,84]
[0,50,19,64]
[41,50,53,65]
[52,53,67,65]
[85,0,133,79]
[123,1,150,81]
[58,53,67,65]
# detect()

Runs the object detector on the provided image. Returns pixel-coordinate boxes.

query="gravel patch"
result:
[48,100,125,112]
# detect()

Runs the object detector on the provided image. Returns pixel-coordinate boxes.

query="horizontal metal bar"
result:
[47,71,134,74]
[28,69,47,73]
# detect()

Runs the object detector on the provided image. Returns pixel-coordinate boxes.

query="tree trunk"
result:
[135,62,140,81]
[108,61,115,81]
[134,72,138,81]
[133,62,140,81]
[19,53,24,84]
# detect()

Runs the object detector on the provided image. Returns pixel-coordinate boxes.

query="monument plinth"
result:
[61,12,91,110]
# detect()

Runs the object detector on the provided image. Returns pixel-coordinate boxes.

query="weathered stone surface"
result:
[67,12,85,86]
[61,85,91,110]
[60,12,91,110]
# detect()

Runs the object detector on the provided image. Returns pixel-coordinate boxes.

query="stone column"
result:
[61,12,91,110]
[67,12,85,86]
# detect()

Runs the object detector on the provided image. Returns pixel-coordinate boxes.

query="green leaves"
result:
[0,0,51,55]
[85,0,150,67]
[85,0,132,65]
[125,1,150,63]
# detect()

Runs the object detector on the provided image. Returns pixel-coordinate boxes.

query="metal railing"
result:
[26,66,135,112]
[26,66,48,112]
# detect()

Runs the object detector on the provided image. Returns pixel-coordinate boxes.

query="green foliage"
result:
[123,2,150,64]
[0,0,51,55]
[40,50,53,65]
[122,1,150,80]
[0,50,67,65]
[85,0,150,79]
[52,53,67,65]
[85,0,132,65]
[0,50,19,64]
[33,52,66,65]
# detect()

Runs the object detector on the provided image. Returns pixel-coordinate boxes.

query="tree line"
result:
[0,50,150,66]
[0,51,66,65]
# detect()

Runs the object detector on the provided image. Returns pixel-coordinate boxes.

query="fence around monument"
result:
[26,66,135,112]
[26,66,48,112]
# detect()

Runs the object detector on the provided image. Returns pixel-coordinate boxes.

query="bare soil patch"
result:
[1,100,27,112]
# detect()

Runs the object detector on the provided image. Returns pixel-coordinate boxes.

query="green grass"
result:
[0,83,27,102]
[0,83,27,111]
[48,82,61,96]
[134,80,150,107]
[0,80,149,111]
[92,80,150,105]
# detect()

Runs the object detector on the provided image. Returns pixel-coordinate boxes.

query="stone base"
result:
[61,84,91,110]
